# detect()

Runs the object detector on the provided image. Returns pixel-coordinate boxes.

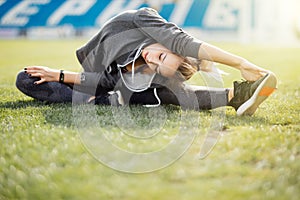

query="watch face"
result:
[81,73,86,82]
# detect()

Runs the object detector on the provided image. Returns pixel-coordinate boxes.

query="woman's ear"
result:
[186,57,202,71]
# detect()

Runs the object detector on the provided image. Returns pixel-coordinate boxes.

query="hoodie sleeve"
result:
[133,8,202,58]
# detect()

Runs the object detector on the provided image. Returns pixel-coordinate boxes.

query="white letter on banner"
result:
[203,0,238,29]
[47,0,96,26]
[0,0,7,7]
[0,0,49,26]
[96,0,142,27]
[169,0,193,26]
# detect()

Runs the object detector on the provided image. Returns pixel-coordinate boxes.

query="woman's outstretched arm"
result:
[198,42,269,81]
[25,66,81,85]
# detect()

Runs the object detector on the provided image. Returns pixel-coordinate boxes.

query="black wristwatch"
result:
[59,70,64,83]
[80,73,86,83]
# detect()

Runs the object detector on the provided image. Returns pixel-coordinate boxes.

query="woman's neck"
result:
[125,56,146,72]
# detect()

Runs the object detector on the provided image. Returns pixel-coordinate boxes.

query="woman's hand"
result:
[197,43,270,81]
[25,66,60,84]
[240,60,268,81]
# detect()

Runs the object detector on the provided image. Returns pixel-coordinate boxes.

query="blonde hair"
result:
[177,57,201,81]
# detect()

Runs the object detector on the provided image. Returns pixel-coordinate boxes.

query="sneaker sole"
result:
[236,73,277,116]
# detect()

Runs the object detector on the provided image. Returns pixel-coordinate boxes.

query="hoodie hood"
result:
[118,43,158,92]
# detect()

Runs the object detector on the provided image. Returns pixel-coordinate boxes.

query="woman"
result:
[16,8,277,116]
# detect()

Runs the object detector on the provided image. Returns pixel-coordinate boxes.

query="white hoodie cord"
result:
[118,43,156,93]
[131,55,135,83]
[131,44,145,83]
[144,88,161,108]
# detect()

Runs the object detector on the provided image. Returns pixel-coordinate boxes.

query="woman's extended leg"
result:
[127,72,276,115]
[127,85,229,110]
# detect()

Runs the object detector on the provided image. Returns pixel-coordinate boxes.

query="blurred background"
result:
[0,0,299,46]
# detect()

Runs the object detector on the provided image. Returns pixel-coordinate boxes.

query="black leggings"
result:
[16,71,229,110]
[127,86,228,110]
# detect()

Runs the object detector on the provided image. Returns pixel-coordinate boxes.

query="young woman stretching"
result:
[16,8,277,116]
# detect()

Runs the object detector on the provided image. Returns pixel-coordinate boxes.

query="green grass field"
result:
[0,39,299,200]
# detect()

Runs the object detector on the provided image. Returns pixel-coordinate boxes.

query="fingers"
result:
[24,69,43,78]
[241,71,262,82]
[29,72,44,78]
[257,66,269,73]
[23,66,46,84]
[24,66,48,77]
[34,78,46,85]
[88,96,96,103]
[24,66,49,77]
[240,64,270,81]
[23,71,45,84]
[23,66,59,83]
[25,66,48,71]
[25,67,45,74]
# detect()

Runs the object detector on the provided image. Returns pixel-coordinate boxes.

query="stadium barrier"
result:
[0,0,299,44]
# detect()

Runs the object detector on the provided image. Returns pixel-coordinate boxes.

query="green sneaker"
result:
[228,73,277,116]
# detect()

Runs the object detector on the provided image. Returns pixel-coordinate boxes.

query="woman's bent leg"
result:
[16,71,72,103]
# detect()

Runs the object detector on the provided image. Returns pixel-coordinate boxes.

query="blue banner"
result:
[0,0,240,30]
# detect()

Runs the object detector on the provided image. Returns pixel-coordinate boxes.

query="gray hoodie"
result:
[76,7,202,93]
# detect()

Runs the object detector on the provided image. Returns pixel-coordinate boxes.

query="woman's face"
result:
[142,43,183,78]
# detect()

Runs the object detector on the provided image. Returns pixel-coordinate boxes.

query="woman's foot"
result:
[228,73,277,116]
